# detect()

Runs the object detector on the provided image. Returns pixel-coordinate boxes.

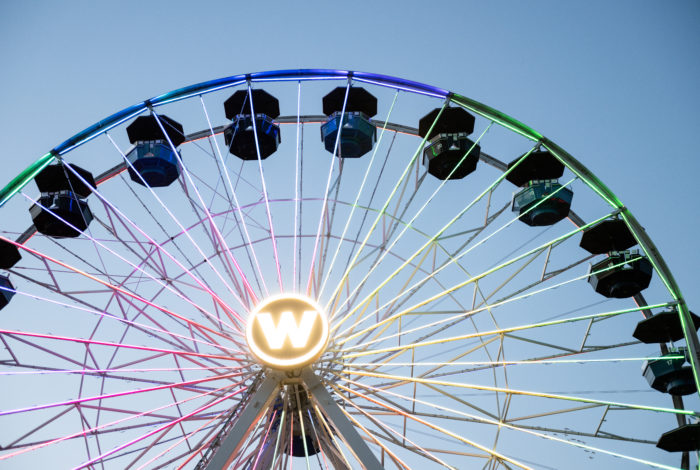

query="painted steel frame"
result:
[2,69,696,466]
[202,369,382,470]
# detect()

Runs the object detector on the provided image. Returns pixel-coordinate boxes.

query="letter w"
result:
[257,311,317,349]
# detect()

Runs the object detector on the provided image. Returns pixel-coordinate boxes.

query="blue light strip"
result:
[53,70,451,157]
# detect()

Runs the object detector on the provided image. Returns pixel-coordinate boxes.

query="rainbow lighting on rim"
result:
[246,294,329,369]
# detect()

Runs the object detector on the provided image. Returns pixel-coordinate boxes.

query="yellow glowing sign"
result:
[246,294,329,369]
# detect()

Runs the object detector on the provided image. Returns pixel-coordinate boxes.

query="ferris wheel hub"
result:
[245,293,329,370]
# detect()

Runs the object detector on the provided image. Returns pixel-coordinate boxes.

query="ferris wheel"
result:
[0,69,697,470]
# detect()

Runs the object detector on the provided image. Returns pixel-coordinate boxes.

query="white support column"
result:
[302,368,383,470]
[204,373,282,470]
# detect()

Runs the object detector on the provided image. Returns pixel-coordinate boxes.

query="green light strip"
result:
[541,137,698,398]
[317,90,400,299]
[450,94,543,142]
[0,152,56,207]
[343,356,685,367]
[336,302,669,356]
[326,101,449,318]
[332,143,541,337]
[335,210,617,345]
[338,370,699,418]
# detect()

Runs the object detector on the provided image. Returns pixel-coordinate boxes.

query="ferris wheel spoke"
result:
[304,408,331,470]
[18,191,244,341]
[292,82,303,293]
[337,369,698,420]
[200,96,270,298]
[325,101,450,312]
[336,302,670,361]
[342,353,681,369]
[105,133,252,316]
[338,375,680,470]
[242,82,284,293]
[333,388,457,469]
[73,383,248,470]
[247,408,278,470]
[305,82,351,297]
[333,208,619,346]
[317,90,401,300]
[331,381,533,470]
[331,139,538,334]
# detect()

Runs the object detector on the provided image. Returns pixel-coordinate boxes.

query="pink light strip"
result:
[152,111,259,305]
[252,409,278,470]
[0,365,242,377]
[0,367,246,417]
[134,403,234,470]
[0,378,247,461]
[62,155,246,328]
[19,192,240,339]
[72,385,248,469]
[4,285,242,355]
[0,328,241,382]
[1,236,237,342]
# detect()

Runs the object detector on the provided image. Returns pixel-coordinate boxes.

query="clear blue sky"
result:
[0,1,698,467]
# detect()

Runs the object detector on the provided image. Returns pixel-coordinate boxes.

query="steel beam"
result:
[204,372,282,470]
[302,368,383,470]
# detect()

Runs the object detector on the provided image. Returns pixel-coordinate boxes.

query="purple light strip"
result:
[65,148,246,328]
[2,236,240,343]
[4,70,449,195]
[352,76,447,99]
[0,365,237,376]
[200,96,270,298]
[0,378,246,461]
[0,367,247,417]
[20,192,242,340]
[3,282,242,355]
[72,385,248,469]
[151,111,259,306]
[306,82,351,296]
[247,83,284,292]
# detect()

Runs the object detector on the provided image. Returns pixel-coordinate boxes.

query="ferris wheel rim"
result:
[0,68,696,468]
[0,69,688,336]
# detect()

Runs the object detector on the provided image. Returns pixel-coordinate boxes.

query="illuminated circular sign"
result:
[246,294,329,369]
